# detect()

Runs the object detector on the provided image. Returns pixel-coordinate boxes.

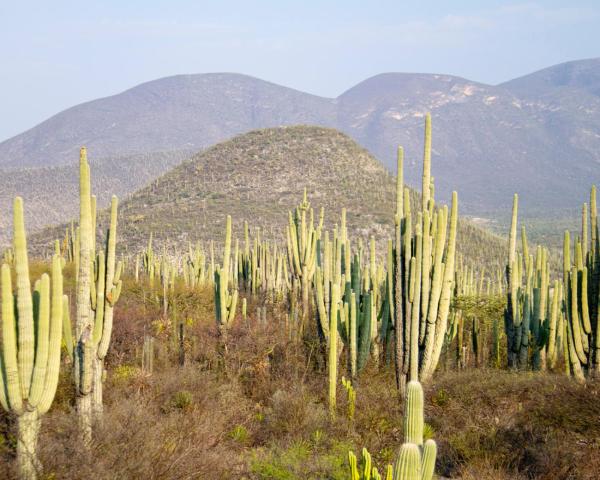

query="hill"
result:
[0,150,190,246]
[1,59,599,227]
[32,126,506,271]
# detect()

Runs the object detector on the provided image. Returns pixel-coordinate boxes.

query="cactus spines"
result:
[0,197,64,480]
[393,444,421,480]
[404,381,424,446]
[420,440,437,480]
[396,380,437,480]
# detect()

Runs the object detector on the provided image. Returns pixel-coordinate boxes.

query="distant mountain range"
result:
[1,58,599,235]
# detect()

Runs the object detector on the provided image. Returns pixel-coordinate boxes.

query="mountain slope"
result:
[32,126,506,270]
[1,59,599,223]
[501,58,600,97]
[0,150,190,246]
[0,73,336,169]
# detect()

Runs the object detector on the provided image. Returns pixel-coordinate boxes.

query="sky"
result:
[0,0,599,141]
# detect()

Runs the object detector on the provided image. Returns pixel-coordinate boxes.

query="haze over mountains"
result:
[1,58,599,231]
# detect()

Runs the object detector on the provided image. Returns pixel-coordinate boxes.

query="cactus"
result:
[142,334,154,375]
[329,282,340,418]
[287,189,323,333]
[0,197,64,480]
[74,147,94,443]
[214,215,239,336]
[347,381,436,480]
[563,185,600,380]
[341,376,356,421]
[71,148,121,440]
[504,197,553,370]
[392,114,458,386]
[92,195,122,418]
[348,448,389,480]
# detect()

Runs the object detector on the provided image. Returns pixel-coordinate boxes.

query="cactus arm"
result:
[425,191,458,381]
[580,266,592,334]
[92,251,106,344]
[421,440,437,480]
[62,294,73,361]
[0,356,7,411]
[98,197,119,359]
[226,289,238,326]
[1,263,22,414]
[394,443,421,480]
[348,451,359,480]
[28,274,50,407]
[404,381,424,445]
[13,197,35,401]
[38,259,64,414]
[328,282,339,418]
[421,113,432,212]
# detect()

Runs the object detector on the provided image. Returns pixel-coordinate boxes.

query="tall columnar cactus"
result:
[0,197,64,480]
[504,198,557,371]
[71,148,121,440]
[393,114,458,386]
[329,282,340,417]
[74,147,94,443]
[287,189,322,332]
[504,194,524,369]
[214,215,239,336]
[346,381,436,480]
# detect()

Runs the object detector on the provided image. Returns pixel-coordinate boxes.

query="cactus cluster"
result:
[563,186,600,381]
[392,114,458,388]
[505,195,562,371]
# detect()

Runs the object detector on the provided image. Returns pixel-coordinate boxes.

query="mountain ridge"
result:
[1,58,599,227]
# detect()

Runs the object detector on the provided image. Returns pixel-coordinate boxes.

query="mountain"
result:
[501,58,600,97]
[31,126,505,270]
[1,59,599,234]
[0,74,335,169]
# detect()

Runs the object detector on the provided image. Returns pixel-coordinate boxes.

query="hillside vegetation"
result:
[0,150,190,246]
[32,126,506,271]
[2,115,598,480]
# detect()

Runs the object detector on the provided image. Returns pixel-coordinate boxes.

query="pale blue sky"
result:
[1,1,598,141]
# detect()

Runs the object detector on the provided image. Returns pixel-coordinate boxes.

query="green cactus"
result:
[329,281,340,418]
[92,195,121,418]
[560,184,600,381]
[70,147,121,441]
[341,376,356,421]
[74,147,94,443]
[214,215,239,336]
[0,197,64,480]
[347,381,436,480]
[391,114,458,386]
[287,189,322,333]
